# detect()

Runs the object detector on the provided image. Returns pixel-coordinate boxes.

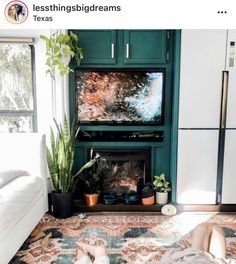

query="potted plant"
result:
[46,116,98,218]
[153,173,171,205]
[40,31,83,78]
[79,158,102,207]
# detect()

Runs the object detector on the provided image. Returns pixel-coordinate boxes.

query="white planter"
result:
[156,192,168,204]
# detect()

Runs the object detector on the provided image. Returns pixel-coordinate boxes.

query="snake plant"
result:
[46,117,98,193]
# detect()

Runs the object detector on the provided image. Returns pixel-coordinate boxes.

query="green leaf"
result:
[41,32,83,78]
[46,116,99,193]
[153,173,171,192]
[40,35,48,41]
[52,60,59,65]
[70,31,78,41]
[53,46,60,54]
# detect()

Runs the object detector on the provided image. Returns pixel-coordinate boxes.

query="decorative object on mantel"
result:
[121,191,140,205]
[161,204,177,216]
[84,193,99,207]
[46,116,99,218]
[102,193,119,205]
[153,173,171,205]
[141,183,155,205]
[40,31,83,79]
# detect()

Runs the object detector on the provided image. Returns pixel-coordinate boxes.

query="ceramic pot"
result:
[156,192,168,205]
[142,183,155,205]
[84,193,99,207]
[142,196,155,205]
[122,192,140,205]
[102,193,118,205]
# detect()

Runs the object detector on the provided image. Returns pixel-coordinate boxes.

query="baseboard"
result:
[176,204,236,212]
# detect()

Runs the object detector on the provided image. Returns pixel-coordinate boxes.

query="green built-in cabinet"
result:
[74,30,117,65]
[69,30,180,202]
[71,30,169,67]
[123,30,168,65]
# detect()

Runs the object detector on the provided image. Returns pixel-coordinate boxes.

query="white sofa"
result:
[0,133,49,264]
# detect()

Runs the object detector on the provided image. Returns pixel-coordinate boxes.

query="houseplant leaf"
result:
[47,117,100,194]
[40,31,83,79]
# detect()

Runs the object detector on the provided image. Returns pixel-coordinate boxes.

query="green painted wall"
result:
[170,30,181,202]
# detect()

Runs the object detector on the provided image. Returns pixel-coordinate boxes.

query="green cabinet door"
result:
[75,30,117,65]
[123,30,168,64]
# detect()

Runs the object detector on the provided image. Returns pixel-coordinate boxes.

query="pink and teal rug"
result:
[10,213,236,263]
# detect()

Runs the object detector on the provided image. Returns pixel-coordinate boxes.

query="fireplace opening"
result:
[90,147,150,196]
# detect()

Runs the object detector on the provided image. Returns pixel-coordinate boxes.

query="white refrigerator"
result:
[221,30,236,204]
[177,29,236,204]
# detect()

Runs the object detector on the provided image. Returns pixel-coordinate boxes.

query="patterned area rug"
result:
[10,213,236,264]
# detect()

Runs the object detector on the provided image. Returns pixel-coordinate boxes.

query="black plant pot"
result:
[51,192,73,219]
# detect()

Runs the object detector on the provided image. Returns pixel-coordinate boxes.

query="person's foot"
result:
[75,241,108,259]
[75,247,87,261]
[76,241,97,256]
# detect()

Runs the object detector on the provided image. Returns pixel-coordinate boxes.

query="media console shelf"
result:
[77,130,164,142]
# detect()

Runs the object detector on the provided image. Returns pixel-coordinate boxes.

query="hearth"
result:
[90,147,150,197]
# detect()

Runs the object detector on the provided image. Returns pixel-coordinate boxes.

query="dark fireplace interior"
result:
[90,147,150,197]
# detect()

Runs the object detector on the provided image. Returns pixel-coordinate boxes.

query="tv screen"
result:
[76,69,165,125]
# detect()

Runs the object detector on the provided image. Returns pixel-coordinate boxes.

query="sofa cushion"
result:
[0,170,29,188]
[0,176,44,242]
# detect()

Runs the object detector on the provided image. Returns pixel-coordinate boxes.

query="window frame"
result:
[0,44,37,132]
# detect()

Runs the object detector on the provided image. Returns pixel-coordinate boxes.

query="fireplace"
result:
[90,147,150,196]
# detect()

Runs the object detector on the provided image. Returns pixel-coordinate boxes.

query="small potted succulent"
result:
[153,173,171,205]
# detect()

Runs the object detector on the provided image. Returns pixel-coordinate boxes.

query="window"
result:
[0,43,36,133]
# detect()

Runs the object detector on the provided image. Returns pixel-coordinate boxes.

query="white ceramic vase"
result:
[156,192,168,204]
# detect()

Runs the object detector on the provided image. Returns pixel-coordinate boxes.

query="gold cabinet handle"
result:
[220,71,229,129]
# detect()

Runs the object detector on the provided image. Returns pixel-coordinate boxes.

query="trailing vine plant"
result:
[40,31,83,79]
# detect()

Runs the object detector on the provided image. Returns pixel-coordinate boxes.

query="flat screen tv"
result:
[75,69,165,125]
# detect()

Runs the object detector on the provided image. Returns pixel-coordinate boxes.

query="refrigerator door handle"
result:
[220,71,229,129]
